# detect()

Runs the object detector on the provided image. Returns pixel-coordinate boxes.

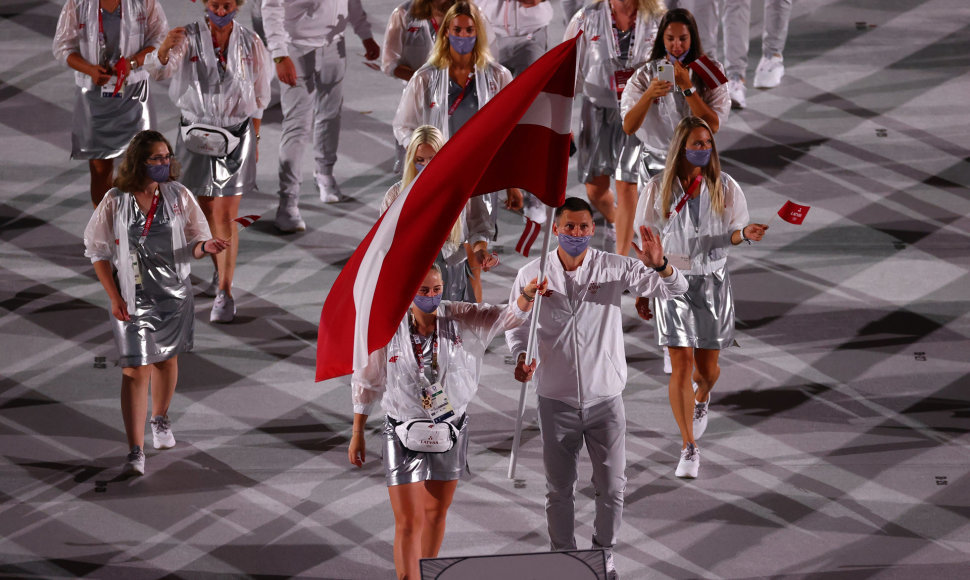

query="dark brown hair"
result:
[114,130,180,192]
[649,8,704,63]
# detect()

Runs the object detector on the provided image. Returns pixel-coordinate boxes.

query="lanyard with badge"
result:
[662,174,702,271]
[610,9,636,102]
[130,189,161,289]
[448,74,475,116]
[98,3,128,98]
[408,312,455,423]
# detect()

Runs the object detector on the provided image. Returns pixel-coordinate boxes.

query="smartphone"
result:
[657,61,675,85]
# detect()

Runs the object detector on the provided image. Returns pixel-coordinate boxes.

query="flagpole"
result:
[508,205,556,480]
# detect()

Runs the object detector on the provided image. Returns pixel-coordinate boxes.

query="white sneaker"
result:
[675,443,699,479]
[728,78,747,110]
[316,174,342,203]
[122,446,145,476]
[150,415,176,450]
[753,54,785,89]
[603,221,617,252]
[198,270,218,297]
[604,549,619,580]
[662,346,672,374]
[693,398,709,440]
[210,290,235,323]
[275,194,306,233]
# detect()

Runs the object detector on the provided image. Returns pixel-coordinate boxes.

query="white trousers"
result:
[538,394,627,551]
[277,40,346,197]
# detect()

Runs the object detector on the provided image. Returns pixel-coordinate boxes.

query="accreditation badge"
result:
[668,253,691,271]
[101,77,124,98]
[129,249,142,288]
[426,382,455,424]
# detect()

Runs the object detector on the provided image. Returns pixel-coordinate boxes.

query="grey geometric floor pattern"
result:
[2,0,969,578]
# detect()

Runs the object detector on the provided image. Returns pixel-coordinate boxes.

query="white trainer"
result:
[753,54,785,88]
[675,443,699,479]
[150,415,176,450]
[210,290,235,323]
[316,174,342,203]
[693,399,710,439]
[728,78,747,110]
[275,194,306,233]
[604,549,619,580]
[122,446,145,476]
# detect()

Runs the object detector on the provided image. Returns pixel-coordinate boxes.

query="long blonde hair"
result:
[592,0,666,19]
[659,116,725,217]
[403,126,463,248]
[428,1,491,70]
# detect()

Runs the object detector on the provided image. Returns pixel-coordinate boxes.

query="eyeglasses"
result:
[146,154,175,163]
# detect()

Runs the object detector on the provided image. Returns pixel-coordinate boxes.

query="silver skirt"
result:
[383,415,469,487]
[656,267,735,350]
[71,81,153,160]
[112,199,194,367]
[576,97,641,184]
[176,118,256,197]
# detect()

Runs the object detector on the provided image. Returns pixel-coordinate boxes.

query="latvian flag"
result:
[688,54,729,90]
[315,35,580,381]
[516,218,542,257]
[777,200,811,225]
[232,214,261,228]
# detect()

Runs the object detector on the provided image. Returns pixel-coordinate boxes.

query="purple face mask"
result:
[413,293,442,313]
[684,148,712,167]
[207,8,236,29]
[415,162,426,173]
[145,163,170,183]
[557,233,592,257]
[449,35,477,55]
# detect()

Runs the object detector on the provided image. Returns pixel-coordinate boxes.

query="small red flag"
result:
[233,214,261,228]
[687,55,728,90]
[777,201,810,225]
[515,218,542,257]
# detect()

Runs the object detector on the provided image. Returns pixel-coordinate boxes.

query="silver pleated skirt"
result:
[176,118,256,197]
[112,200,194,367]
[71,81,153,160]
[656,267,735,350]
[576,97,641,184]
[383,415,469,487]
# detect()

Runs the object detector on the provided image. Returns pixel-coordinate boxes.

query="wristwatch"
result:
[128,57,138,71]
[273,56,286,64]
[682,86,695,97]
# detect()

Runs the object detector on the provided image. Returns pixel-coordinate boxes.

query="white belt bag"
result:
[394,419,459,453]
[180,123,240,157]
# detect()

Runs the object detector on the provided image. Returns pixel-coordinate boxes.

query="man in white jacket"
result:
[262,0,380,232]
[507,197,687,577]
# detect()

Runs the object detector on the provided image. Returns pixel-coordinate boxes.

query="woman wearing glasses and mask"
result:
[634,116,767,479]
[84,130,228,476]
[145,0,272,323]
[349,264,545,579]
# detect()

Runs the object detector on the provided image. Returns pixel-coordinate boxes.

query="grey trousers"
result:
[278,40,346,197]
[492,28,548,77]
[537,394,627,551]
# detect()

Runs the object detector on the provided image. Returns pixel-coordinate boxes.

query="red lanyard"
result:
[610,8,636,63]
[408,313,439,381]
[211,29,228,68]
[137,190,161,247]
[448,73,474,116]
[430,17,439,35]
[671,175,703,217]
[97,3,121,57]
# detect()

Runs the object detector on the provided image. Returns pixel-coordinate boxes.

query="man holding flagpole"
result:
[507,197,687,577]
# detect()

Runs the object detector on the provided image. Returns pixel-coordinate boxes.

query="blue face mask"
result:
[415,162,426,173]
[684,148,712,167]
[413,293,441,313]
[667,50,688,63]
[207,9,236,29]
[449,35,477,55]
[145,163,170,183]
[557,233,593,257]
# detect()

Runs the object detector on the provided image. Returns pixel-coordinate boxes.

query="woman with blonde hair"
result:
[145,0,272,323]
[634,116,767,479]
[381,125,493,302]
[392,1,521,302]
[83,130,228,476]
[349,264,545,579]
[565,0,666,255]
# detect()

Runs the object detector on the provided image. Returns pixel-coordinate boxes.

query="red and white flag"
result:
[232,214,261,228]
[688,55,729,90]
[777,200,811,225]
[515,218,542,257]
[315,35,579,381]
